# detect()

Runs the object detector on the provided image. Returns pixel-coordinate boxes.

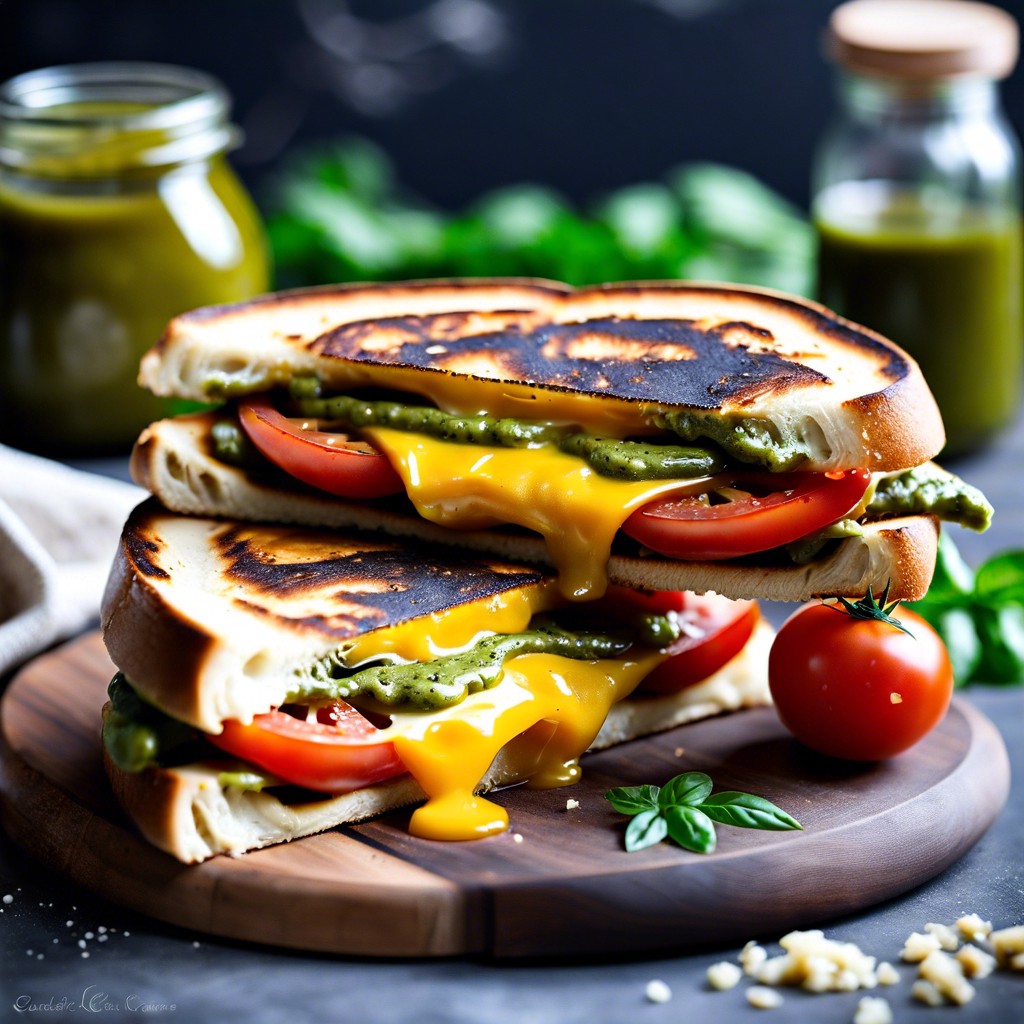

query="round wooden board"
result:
[0,633,1010,959]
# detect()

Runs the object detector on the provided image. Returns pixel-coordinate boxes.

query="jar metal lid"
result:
[827,0,1019,80]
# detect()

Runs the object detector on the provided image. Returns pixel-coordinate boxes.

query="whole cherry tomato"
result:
[768,592,954,760]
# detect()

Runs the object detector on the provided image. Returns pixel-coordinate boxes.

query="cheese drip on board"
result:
[363,427,699,600]
[385,649,666,840]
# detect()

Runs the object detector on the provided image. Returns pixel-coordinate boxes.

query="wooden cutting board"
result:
[0,632,1010,958]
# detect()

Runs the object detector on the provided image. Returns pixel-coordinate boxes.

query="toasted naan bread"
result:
[132,413,940,603]
[140,279,945,474]
[101,501,773,863]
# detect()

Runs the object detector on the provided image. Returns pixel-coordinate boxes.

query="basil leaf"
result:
[625,809,668,852]
[929,606,982,686]
[605,785,660,816]
[658,771,713,810]
[974,604,1024,683]
[975,550,1024,604]
[698,792,803,831]
[664,806,717,854]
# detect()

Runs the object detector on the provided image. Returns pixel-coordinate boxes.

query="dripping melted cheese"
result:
[384,649,666,840]
[363,427,698,600]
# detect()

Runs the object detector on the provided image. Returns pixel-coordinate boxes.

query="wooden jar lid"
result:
[828,0,1018,79]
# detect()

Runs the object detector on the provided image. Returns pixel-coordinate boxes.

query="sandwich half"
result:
[130,280,989,603]
[101,500,771,863]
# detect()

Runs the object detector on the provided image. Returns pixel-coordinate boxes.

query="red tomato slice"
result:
[633,592,760,695]
[238,395,404,499]
[209,699,405,794]
[621,468,871,561]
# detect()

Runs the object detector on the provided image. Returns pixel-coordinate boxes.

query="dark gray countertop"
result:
[2,414,1022,1023]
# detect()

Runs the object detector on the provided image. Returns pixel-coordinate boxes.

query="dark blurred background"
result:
[4,0,1020,212]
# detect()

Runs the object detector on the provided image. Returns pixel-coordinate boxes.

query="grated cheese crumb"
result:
[565,799,580,811]
[740,941,768,975]
[911,979,945,1006]
[918,950,975,1005]
[955,913,992,943]
[511,833,524,844]
[955,944,996,979]
[1010,952,1024,972]
[2,894,12,905]
[990,925,1024,968]
[853,996,892,1024]
[889,693,902,704]
[706,961,742,991]
[901,931,942,962]
[876,962,900,986]
[746,986,783,1009]
[924,922,959,951]
[645,979,672,1004]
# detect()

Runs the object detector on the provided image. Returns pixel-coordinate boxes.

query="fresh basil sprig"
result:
[605,771,802,854]
[908,535,1024,686]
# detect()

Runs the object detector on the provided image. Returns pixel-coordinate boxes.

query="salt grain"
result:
[746,985,783,1009]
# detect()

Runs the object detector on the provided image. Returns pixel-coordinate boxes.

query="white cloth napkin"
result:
[0,444,145,675]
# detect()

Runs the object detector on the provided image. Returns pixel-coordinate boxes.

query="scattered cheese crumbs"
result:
[924,922,959,951]
[673,747,685,757]
[511,833,524,844]
[889,693,902,704]
[2,894,12,905]
[65,920,73,928]
[990,925,1024,968]
[956,913,992,943]
[900,931,941,962]
[740,941,767,975]
[752,929,877,992]
[192,940,201,949]
[707,961,742,991]
[955,944,996,979]
[918,950,975,1005]
[876,962,900,986]
[80,951,90,960]
[746,986,783,1009]
[645,979,672,1004]
[84,931,95,940]
[565,799,580,811]
[77,939,86,949]
[853,996,892,1024]
[911,979,944,1006]
[97,926,107,934]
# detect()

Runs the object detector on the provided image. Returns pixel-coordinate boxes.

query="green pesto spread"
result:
[868,465,993,532]
[649,409,817,472]
[286,378,726,481]
[289,618,673,711]
[103,673,197,774]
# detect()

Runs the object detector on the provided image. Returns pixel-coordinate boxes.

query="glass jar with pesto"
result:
[0,62,270,454]
[814,0,1023,457]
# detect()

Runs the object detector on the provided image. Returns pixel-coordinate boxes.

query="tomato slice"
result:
[633,592,760,695]
[209,699,405,794]
[238,395,404,499]
[620,468,871,561]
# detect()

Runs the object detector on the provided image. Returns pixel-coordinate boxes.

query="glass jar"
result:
[813,0,1022,457]
[0,62,270,455]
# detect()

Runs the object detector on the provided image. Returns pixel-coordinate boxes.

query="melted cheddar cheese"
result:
[384,649,666,840]
[363,427,697,600]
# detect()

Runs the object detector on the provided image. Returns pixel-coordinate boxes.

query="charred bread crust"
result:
[131,413,939,603]
[100,621,773,863]
[138,279,945,473]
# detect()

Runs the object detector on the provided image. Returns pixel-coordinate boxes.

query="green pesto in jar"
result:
[0,67,269,454]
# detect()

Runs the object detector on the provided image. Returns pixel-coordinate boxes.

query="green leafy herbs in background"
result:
[604,771,802,854]
[266,138,814,294]
[909,535,1024,686]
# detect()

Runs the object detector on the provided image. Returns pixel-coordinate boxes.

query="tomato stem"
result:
[830,580,915,638]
